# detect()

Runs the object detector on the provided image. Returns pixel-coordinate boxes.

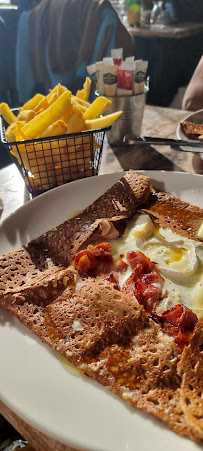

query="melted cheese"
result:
[105,214,203,316]
[197,221,203,239]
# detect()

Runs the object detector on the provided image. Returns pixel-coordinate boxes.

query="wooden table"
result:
[99,104,203,176]
[128,21,203,39]
[0,105,203,451]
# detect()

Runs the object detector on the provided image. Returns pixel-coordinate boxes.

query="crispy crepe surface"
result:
[142,190,203,242]
[0,171,151,306]
[180,121,203,140]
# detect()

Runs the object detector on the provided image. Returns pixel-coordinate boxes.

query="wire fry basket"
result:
[0,111,110,197]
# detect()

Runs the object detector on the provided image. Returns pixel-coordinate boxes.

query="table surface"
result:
[0,104,203,451]
[128,21,203,38]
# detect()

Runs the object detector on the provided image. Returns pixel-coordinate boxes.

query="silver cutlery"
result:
[124,135,203,153]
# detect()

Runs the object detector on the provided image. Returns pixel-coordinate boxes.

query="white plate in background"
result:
[176,109,203,159]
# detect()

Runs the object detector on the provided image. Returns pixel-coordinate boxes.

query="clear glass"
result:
[110,0,128,24]
[140,0,153,27]
[150,1,172,25]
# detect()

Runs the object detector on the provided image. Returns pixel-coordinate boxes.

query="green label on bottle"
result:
[127,0,141,6]
[127,0,141,25]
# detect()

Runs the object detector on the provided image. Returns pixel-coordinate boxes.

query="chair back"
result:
[16,3,132,104]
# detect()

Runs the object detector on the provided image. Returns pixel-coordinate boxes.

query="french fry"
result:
[52,144,68,162]
[93,136,102,150]
[26,176,41,188]
[0,103,17,125]
[46,83,68,101]
[30,174,56,191]
[22,90,72,139]
[26,145,53,166]
[5,122,20,142]
[76,77,91,101]
[10,124,33,169]
[34,97,50,114]
[55,159,91,184]
[67,110,84,135]
[40,121,68,160]
[17,110,36,122]
[8,122,46,176]
[47,92,58,107]
[61,106,75,125]
[56,83,68,98]
[85,111,123,129]
[67,133,100,151]
[24,145,56,185]
[20,93,44,111]
[13,142,55,191]
[67,146,91,164]
[83,97,112,121]
[8,122,24,143]
[71,95,90,108]
[15,120,27,136]
[3,77,122,192]
[71,98,87,113]
[7,120,27,143]
[33,139,67,169]
[41,120,67,138]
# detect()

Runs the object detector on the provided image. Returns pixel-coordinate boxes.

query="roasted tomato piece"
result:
[73,250,93,274]
[153,304,198,350]
[105,271,120,290]
[116,257,128,273]
[160,304,197,330]
[73,243,114,277]
[123,251,164,312]
[93,243,112,253]
[127,250,155,273]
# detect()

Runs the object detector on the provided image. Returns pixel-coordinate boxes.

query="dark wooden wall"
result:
[176,0,203,22]
[142,0,203,22]
[134,1,203,107]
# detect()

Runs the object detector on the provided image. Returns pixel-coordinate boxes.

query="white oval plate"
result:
[176,109,203,159]
[0,171,203,451]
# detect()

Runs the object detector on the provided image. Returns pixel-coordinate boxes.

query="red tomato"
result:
[123,251,164,312]
[74,243,114,277]
[153,304,198,350]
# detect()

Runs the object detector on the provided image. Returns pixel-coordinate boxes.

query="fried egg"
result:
[108,214,203,316]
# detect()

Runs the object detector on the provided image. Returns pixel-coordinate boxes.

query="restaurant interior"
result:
[0,1,203,450]
[0,0,203,170]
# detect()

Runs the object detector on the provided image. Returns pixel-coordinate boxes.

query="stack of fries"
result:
[0,78,122,193]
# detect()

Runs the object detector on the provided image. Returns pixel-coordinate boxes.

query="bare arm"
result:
[182,54,203,111]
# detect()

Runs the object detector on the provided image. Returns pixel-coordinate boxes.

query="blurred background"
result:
[0,0,203,159]
[0,0,202,168]
[0,0,202,107]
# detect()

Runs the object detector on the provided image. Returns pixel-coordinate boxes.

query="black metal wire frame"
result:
[0,111,111,197]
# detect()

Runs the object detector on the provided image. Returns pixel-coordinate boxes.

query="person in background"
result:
[182,54,203,112]
[0,17,9,104]
[0,16,13,168]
